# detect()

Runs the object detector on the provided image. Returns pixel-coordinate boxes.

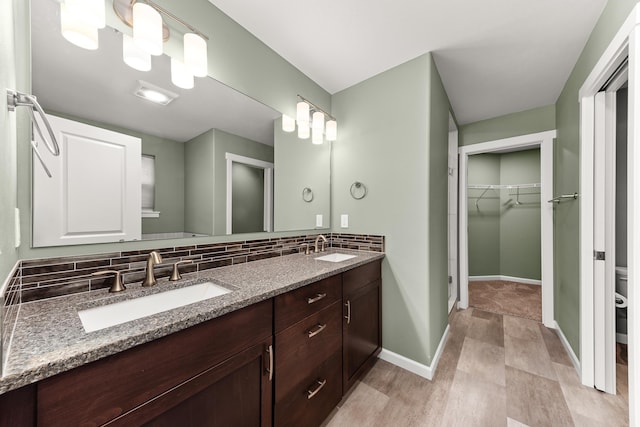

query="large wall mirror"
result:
[30,0,331,247]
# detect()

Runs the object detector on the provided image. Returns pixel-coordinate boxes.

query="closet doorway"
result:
[458,131,555,328]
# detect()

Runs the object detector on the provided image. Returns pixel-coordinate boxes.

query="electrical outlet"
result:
[341,214,349,228]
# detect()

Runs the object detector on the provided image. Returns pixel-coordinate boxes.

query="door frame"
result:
[578,5,639,418]
[458,130,556,328]
[225,153,274,235]
[448,113,459,313]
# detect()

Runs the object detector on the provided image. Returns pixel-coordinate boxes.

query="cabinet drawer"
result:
[274,351,342,427]
[343,260,381,295]
[275,274,341,332]
[275,301,342,401]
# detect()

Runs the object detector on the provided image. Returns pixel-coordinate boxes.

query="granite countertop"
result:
[0,248,384,394]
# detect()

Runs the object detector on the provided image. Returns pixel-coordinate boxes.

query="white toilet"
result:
[616,266,628,344]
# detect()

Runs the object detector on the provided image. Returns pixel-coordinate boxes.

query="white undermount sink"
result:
[78,282,231,333]
[315,253,357,263]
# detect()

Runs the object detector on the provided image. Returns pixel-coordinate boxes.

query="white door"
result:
[593,91,617,393]
[448,117,459,313]
[33,115,142,247]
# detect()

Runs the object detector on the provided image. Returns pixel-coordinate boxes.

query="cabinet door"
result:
[343,279,381,391]
[107,339,273,427]
[33,114,141,246]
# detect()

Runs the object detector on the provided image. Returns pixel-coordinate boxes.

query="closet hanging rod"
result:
[547,193,578,204]
[467,183,540,190]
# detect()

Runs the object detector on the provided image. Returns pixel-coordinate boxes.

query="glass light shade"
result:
[65,0,105,29]
[60,3,99,50]
[171,58,194,89]
[123,34,151,72]
[296,101,310,126]
[312,111,325,132]
[312,126,323,145]
[325,120,337,141]
[298,122,310,139]
[184,33,208,77]
[282,115,296,132]
[133,3,163,56]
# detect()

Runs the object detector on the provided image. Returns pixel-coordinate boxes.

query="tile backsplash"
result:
[8,233,384,305]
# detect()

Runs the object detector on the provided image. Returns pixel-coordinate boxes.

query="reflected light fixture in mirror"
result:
[298,122,310,139]
[326,119,337,141]
[133,80,178,106]
[184,33,208,77]
[133,2,163,56]
[123,33,152,71]
[282,115,296,132]
[60,2,99,50]
[171,58,195,89]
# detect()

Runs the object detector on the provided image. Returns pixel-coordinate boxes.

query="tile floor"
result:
[323,308,629,427]
[469,280,542,322]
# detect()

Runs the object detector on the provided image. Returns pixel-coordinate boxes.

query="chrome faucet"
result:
[142,250,163,287]
[314,234,328,253]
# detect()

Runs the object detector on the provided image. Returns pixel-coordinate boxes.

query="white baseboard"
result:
[553,321,581,376]
[378,325,449,381]
[469,275,542,286]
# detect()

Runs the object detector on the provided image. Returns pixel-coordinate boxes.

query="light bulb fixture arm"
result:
[297,95,336,122]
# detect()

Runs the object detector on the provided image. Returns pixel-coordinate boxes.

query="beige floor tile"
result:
[505,366,574,426]
[472,308,503,321]
[617,363,629,403]
[538,323,574,366]
[553,362,628,426]
[466,311,505,347]
[457,336,506,386]
[324,381,389,427]
[504,332,556,381]
[360,358,401,396]
[504,314,541,341]
[440,369,507,427]
[507,417,530,427]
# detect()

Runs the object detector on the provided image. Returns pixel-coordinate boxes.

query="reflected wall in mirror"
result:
[30,0,330,247]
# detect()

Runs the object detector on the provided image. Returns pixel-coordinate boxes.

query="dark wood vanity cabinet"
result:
[0,258,383,426]
[273,274,343,427]
[343,260,382,391]
[37,299,273,426]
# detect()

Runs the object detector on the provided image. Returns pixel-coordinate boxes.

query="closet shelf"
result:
[468,183,541,207]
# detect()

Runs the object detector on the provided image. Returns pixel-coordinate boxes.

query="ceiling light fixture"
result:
[284,95,337,144]
[133,80,179,105]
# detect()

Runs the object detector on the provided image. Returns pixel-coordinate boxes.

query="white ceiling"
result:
[209,0,607,124]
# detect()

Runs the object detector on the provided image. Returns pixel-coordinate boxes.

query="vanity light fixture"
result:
[283,95,337,144]
[60,2,100,50]
[132,2,163,56]
[282,115,296,132]
[133,80,179,105]
[123,33,152,71]
[184,33,208,77]
[170,58,194,89]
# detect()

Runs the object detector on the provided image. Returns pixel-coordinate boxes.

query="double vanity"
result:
[0,247,383,426]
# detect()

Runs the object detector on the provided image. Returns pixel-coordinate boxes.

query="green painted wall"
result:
[273,118,331,231]
[468,154,501,275]
[12,0,331,263]
[500,150,541,280]
[331,53,450,366]
[232,163,265,233]
[555,0,639,356]
[184,130,215,235]
[0,0,28,283]
[460,105,555,146]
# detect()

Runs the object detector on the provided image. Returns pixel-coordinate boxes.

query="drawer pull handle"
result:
[307,293,327,304]
[307,379,327,399]
[307,323,327,338]
[345,300,351,324]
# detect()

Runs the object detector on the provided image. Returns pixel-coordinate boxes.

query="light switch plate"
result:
[341,214,349,228]
[316,214,323,227]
